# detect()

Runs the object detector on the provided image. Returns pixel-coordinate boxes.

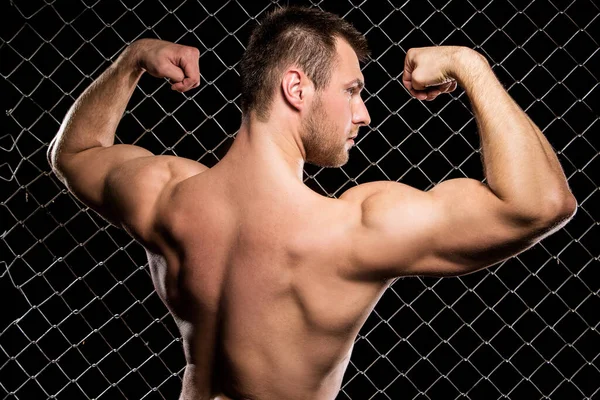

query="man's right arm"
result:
[340,47,577,281]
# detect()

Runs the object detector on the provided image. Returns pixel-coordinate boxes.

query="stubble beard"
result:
[302,96,351,168]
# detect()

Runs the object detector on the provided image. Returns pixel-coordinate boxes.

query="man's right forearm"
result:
[453,49,577,219]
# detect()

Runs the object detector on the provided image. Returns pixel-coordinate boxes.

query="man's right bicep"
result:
[346,179,544,280]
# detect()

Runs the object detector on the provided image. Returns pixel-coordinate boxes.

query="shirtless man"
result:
[47,6,577,400]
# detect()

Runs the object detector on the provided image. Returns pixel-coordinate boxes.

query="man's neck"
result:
[220,115,306,183]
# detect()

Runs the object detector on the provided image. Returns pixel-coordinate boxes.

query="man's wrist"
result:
[116,41,146,76]
[451,47,490,89]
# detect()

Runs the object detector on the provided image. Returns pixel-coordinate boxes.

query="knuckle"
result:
[411,70,426,85]
[186,47,200,58]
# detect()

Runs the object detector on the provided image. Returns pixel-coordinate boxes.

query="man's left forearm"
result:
[48,46,143,169]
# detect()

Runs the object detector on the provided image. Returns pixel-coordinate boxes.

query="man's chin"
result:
[307,155,348,168]
[329,153,350,168]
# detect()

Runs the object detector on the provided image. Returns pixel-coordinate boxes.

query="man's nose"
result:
[353,99,371,127]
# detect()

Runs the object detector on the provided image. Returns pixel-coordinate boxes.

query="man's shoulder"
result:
[339,181,402,205]
[162,155,210,181]
[143,158,212,240]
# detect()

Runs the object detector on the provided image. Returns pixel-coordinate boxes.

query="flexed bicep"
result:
[56,145,162,228]
[57,145,206,246]
[341,179,569,281]
[48,38,206,245]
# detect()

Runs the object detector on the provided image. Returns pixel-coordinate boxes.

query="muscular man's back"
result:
[48,18,576,399]
[157,166,388,400]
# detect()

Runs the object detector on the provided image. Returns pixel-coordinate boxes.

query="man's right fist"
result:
[123,38,201,93]
[402,46,482,101]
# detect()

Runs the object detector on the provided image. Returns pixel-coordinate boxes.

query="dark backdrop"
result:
[1,0,598,399]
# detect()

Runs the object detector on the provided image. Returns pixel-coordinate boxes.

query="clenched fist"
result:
[402,46,484,101]
[123,38,201,93]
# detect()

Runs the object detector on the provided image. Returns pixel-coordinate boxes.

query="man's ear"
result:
[281,69,312,112]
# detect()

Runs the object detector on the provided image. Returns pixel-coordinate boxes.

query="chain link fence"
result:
[1,0,598,399]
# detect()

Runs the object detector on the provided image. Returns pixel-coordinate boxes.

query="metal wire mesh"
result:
[1,0,598,399]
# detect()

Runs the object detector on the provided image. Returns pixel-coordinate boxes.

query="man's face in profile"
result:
[302,38,370,168]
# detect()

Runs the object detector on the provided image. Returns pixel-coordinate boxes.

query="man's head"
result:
[240,6,371,167]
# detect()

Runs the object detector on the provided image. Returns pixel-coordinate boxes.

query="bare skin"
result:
[48,37,576,400]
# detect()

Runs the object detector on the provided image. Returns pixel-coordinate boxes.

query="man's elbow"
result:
[540,193,578,224]
[47,143,59,173]
[47,150,60,175]
[47,136,61,171]
[558,194,578,220]
[47,143,69,183]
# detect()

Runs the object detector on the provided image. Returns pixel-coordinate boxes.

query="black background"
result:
[1,0,598,399]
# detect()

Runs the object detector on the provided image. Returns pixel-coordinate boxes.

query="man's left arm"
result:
[47,39,205,244]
